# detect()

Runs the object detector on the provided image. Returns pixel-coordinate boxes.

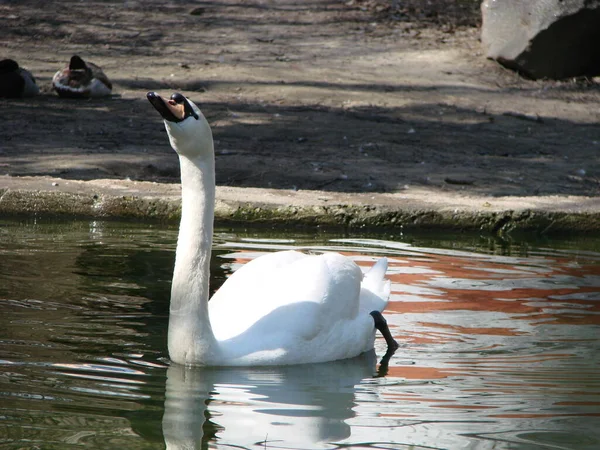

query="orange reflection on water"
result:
[416,322,526,336]
[385,365,459,380]
[386,251,600,329]
[400,333,463,345]
[448,353,573,365]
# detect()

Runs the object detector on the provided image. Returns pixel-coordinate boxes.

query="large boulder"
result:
[481,0,600,80]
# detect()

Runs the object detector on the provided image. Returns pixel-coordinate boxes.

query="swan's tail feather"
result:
[363,257,391,302]
[364,257,387,285]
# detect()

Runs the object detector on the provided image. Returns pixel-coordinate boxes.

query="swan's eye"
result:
[171,93,185,104]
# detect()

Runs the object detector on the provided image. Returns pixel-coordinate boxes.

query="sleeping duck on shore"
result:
[52,55,112,98]
[0,59,39,98]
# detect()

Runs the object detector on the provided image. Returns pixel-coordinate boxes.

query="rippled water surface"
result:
[1,219,599,449]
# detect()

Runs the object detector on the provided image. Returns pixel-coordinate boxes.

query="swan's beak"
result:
[147,91,188,123]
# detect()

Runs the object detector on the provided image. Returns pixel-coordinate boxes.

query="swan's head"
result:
[147,91,213,159]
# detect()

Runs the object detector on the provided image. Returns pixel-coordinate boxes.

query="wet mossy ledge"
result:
[216,205,600,235]
[1,184,599,236]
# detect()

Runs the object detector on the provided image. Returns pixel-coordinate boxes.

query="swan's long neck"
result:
[169,153,219,365]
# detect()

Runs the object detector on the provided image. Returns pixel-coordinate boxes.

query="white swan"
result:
[147,91,399,366]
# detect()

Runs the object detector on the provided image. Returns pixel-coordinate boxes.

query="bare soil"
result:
[1,0,599,198]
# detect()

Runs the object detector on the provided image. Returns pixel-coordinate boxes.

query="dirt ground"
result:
[1,0,600,198]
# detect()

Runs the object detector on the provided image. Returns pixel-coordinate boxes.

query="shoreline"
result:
[2,175,598,235]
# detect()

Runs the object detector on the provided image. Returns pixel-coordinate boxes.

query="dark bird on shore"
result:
[0,59,40,98]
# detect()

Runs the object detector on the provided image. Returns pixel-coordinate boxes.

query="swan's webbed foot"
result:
[370,310,399,353]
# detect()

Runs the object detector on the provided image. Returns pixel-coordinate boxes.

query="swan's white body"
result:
[150,93,391,366]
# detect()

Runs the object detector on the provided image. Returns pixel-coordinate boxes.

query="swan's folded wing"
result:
[208,251,362,342]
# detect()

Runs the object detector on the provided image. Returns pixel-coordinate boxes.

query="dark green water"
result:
[1,219,599,449]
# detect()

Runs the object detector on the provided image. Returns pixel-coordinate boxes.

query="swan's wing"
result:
[210,250,306,308]
[209,251,363,341]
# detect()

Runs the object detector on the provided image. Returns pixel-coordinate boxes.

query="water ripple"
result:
[1,221,599,449]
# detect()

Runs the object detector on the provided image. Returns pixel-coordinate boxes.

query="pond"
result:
[0,219,599,449]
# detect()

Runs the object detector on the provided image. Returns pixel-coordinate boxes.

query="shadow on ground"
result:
[1,0,599,198]
[1,83,599,197]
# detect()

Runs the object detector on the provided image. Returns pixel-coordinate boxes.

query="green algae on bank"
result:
[1,178,599,235]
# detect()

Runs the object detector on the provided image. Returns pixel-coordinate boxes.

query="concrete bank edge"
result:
[1,177,599,234]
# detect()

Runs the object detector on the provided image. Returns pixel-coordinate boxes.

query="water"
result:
[0,219,599,450]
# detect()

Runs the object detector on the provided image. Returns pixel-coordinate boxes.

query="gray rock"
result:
[481,0,600,79]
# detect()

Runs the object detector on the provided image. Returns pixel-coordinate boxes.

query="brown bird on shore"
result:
[52,55,112,98]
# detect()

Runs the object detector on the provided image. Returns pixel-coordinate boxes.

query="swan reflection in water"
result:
[163,350,392,449]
